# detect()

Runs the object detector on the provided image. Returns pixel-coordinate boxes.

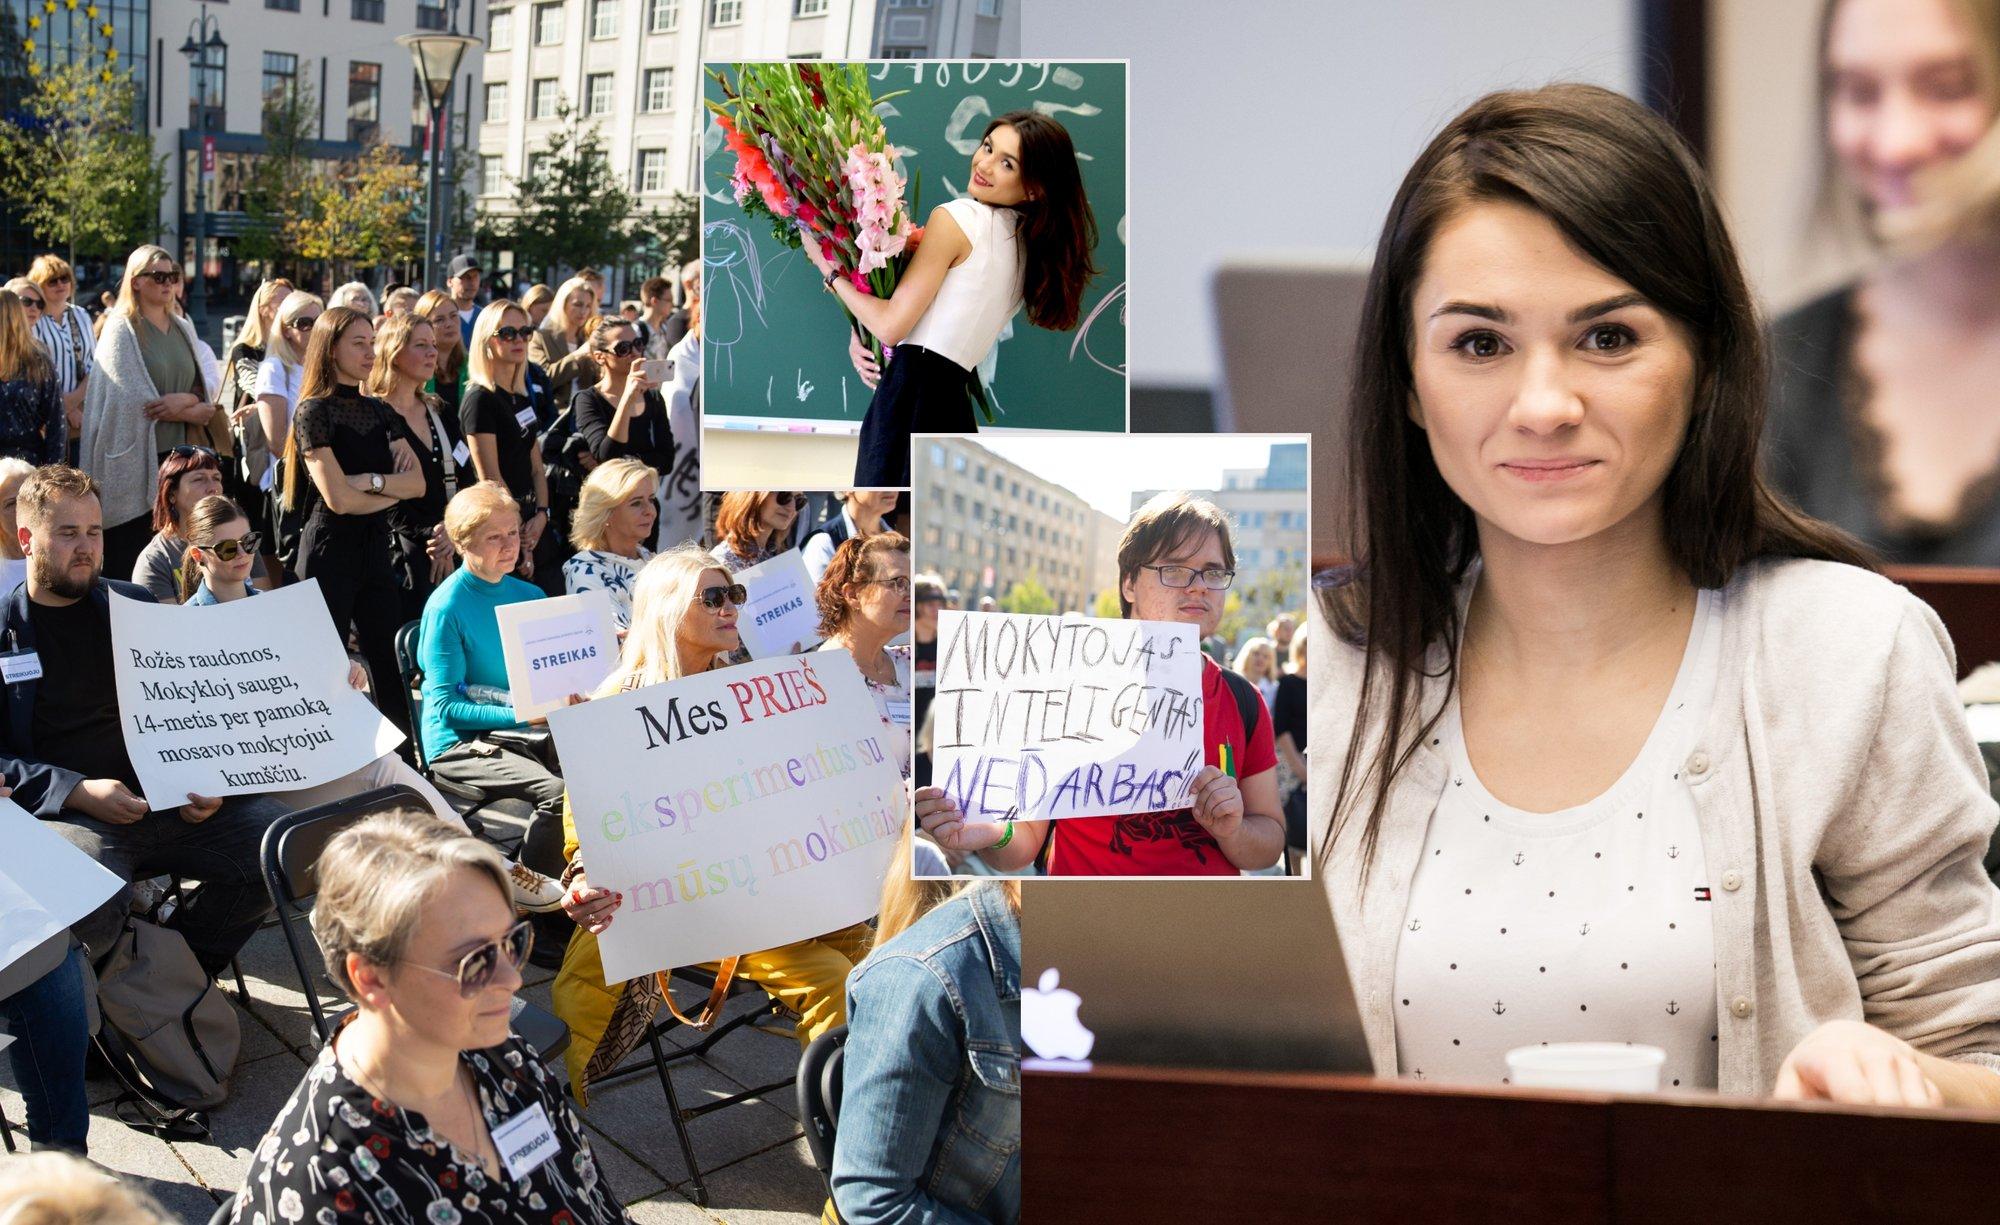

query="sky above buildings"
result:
[965,433,1300,522]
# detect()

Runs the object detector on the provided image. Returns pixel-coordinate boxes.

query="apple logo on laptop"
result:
[1022,967,1094,1070]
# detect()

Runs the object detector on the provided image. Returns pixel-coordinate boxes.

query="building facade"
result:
[919,436,1122,614]
[1133,441,1310,639]
[874,0,1015,58]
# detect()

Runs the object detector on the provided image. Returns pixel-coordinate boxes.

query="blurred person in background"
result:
[0,286,63,465]
[27,255,93,462]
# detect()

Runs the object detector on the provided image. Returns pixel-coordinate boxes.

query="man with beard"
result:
[0,465,288,974]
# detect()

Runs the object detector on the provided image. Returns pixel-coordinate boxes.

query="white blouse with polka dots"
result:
[1393,588,1723,1091]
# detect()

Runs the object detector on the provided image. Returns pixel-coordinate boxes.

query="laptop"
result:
[1021,879,1372,1075]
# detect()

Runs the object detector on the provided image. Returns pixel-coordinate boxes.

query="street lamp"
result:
[178,4,226,333]
[398,19,480,289]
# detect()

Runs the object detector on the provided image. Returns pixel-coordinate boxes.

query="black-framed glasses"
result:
[284,315,320,331]
[397,918,533,997]
[1140,564,1236,591]
[771,492,801,508]
[168,443,219,463]
[198,532,261,562]
[600,338,644,358]
[495,325,535,342]
[17,296,42,310]
[697,583,748,610]
[141,269,183,286]
[863,574,912,595]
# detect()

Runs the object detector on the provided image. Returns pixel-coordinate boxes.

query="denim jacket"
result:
[834,882,1021,1224]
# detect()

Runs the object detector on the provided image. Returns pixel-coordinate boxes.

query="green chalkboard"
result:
[700,60,1127,434]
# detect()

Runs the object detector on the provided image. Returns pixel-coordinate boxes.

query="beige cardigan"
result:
[1309,557,2000,1094]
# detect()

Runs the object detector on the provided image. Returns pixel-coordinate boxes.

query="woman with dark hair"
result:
[802,111,1100,486]
[571,315,671,478]
[131,443,271,601]
[1311,82,2000,1106]
[282,306,424,732]
[0,287,62,465]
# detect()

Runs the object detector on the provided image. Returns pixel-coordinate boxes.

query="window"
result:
[590,0,619,38]
[972,501,983,522]
[488,6,514,48]
[531,78,559,119]
[709,0,741,24]
[642,66,672,111]
[881,47,922,59]
[953,494,966,515]
[265,0,300,10]
[261,51,298,109]
[351,0,384,22]
[418,0,448,28]
[953,453,968,473]
[346,62,381,143]
[534,2,564,44]
[190,38,226,131]
[484,81,507,123]
[481,154,504,195]
[646,0,678,31]
[977,0,999,13]
[636,148,668,193]
[527,152,549,182]
[585,73,613,115]
[794,0,826,14]
[887,0,932,6]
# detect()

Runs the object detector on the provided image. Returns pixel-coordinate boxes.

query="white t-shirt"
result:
[1393,588,1723,1091]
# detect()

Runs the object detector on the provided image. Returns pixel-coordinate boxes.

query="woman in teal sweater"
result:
[418,481,571,895]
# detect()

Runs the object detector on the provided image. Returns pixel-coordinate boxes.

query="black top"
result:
[1766,283,2000,565]
[28,596,139,792]
[460,383,538,506]
[232,1031,629,1225]
[1273,671,1307,753]
[292,385,400,540]
[0,373,63,465]
[572,385,674,475]
[386,393,464,577]
[913,635,937,735]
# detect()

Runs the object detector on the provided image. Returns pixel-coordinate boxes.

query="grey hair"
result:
[330,281,380,317]
[310,809,511,1000]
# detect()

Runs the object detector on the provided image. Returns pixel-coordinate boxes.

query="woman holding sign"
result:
[816,533,914,779]
[550,543,873,1102]
[563,458,657,632]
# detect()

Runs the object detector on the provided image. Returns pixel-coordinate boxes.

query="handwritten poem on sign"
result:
[109,581,405,810]
[548,651,903,984]
[932,611,1204,822]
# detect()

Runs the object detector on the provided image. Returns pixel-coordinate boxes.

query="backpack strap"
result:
[1218,665,1262,746]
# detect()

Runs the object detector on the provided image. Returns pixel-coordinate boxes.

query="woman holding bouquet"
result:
[801,112,1099,487]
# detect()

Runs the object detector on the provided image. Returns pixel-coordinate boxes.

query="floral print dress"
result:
[231,1032,629,1224]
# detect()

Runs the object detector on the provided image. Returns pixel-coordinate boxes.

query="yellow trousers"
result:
[704,923,875,1047]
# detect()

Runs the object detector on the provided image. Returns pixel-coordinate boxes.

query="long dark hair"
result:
[281,306,373,510]
[1318,83,1874,881]
[985,111,1098,332]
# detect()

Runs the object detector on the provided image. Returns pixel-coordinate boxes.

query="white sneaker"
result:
[508,863,567,913]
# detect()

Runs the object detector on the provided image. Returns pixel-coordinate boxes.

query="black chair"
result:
[798,1025,849,1210]
[256,784,569,1062]
[394,619,534,855]
[206,1192,235,1225]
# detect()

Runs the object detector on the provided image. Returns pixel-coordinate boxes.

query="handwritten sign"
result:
[109,581,404,810]
[734,549,822,660]
[495,590,619,718]
[548,652,903,983]
[0,797,123,971]
[932,611,1204,822]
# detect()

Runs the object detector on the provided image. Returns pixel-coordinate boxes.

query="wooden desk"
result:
[1025,1064,2000,1222]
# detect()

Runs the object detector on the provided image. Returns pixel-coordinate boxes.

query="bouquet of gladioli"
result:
[709,64,994,422]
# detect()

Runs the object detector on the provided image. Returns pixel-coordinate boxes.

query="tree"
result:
[1092,589,1121,619]
[0,61,164,261]
[487,100,657,283]
[630,191,699,270]
[296,142,422,281]
[1000,578,1056,616]
[237,79,320,269]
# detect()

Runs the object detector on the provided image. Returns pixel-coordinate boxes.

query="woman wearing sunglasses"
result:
[551,544,873,1103]
[462,301,553,582]
[0,286,61,466]
[254,289,324,576]
[709,490,801,574]
[80,245,218,582]
[817,533,914,778]
[563,458,657,632]
[130,444,271,602]
[28,255,94,462]
[572,317,671,481]
[232,811,629,1225]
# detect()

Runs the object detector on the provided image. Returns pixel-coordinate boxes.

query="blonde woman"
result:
[368,311,463,618]
[27,254,93,453]
[0,288,61,464]
[0,1152,171,1223]
[223,279,290,556]
[562,456,657,630]
[1232,635,1281,710]
[529,275,601,403]
[461,299,551,576]
[552,543,874,1103]
[415,288,467,411]
[521,282,555,329]
[79,245,215,580]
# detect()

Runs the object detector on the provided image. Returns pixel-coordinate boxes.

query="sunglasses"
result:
[42,274,70,286]
[17,296,42,310]
[398,918,533,997]
[599,338,644,358]
[169,443,218,462]
[141,269,183,286]
[698,583,748,610]
[284,315,320,331]
[494,325,534,342]
[197,531,261,562]
[770,492,801,508]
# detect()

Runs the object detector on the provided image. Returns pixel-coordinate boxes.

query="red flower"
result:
[552,1212,575,1225]
[820,238,838,262]
[796,201,820,229]
[365,1135,391,1159]
[334,1190,356,1213]
[847,272,873,295]
[832,222,851,242]
[439,1168,458,1189]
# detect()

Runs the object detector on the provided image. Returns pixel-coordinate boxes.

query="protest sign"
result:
[109,580,404,810]
[735,549,822,660]
[0,798,126,971]
[495,590,620,719]
[932,611,1205,822]
[0,557,24,597]
[548,652,903,983]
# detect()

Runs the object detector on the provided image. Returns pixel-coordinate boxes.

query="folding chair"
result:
[206,1193,235,1225]
[797,1025,850,1212]
[394,619,535,856]
[257,785,569,1062]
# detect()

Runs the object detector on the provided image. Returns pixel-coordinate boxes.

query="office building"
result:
[919,436,1122,614]
[874,0,1015,58]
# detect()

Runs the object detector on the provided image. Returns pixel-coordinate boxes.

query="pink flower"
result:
[847,271,872,294]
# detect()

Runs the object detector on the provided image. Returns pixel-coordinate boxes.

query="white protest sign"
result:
[548,651,903,984]
[932,611,1205,822]
[0,557,24,597]
[110,580,405,810]
[734,549,822,659]
[495,590,619,719]
[0,798,123,972]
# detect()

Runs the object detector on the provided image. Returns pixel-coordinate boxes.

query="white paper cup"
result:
[1504,1043,1666,1093]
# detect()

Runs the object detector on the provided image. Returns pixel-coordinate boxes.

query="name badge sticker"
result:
[885,695,912,727]
[1,651,42,684]
[452,439,471,467]
[514,406,539,431]
[490,1101,559,1182]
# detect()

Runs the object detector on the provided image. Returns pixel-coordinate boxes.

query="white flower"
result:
[275,1188,304,1223]
[424,1201,461,1224]
[325,1167,348,1188]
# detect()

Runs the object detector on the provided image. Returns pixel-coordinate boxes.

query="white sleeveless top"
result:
[901,197,1024,371]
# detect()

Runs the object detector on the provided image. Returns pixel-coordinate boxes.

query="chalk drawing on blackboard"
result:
[702,219,770,386]
[796,371,815,403]
[1070,282,1127,377]
[765,375,773,407]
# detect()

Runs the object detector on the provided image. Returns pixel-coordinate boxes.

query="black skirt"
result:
[853,344,977,488]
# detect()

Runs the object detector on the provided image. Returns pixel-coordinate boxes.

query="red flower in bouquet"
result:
[715,112,792,218]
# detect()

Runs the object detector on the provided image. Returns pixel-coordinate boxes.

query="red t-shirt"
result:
[1048,655,1278,876]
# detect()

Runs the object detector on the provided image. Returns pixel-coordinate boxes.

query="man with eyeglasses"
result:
[917,491,1286,875]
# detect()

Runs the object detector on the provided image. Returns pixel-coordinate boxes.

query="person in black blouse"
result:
[232,810,628,1225]
[367,311,464,623]
[1272,624,1307,859]
[0,286,63,465]
[572,316,672,482]
[280,306,424,733]
[461,300,552,581]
